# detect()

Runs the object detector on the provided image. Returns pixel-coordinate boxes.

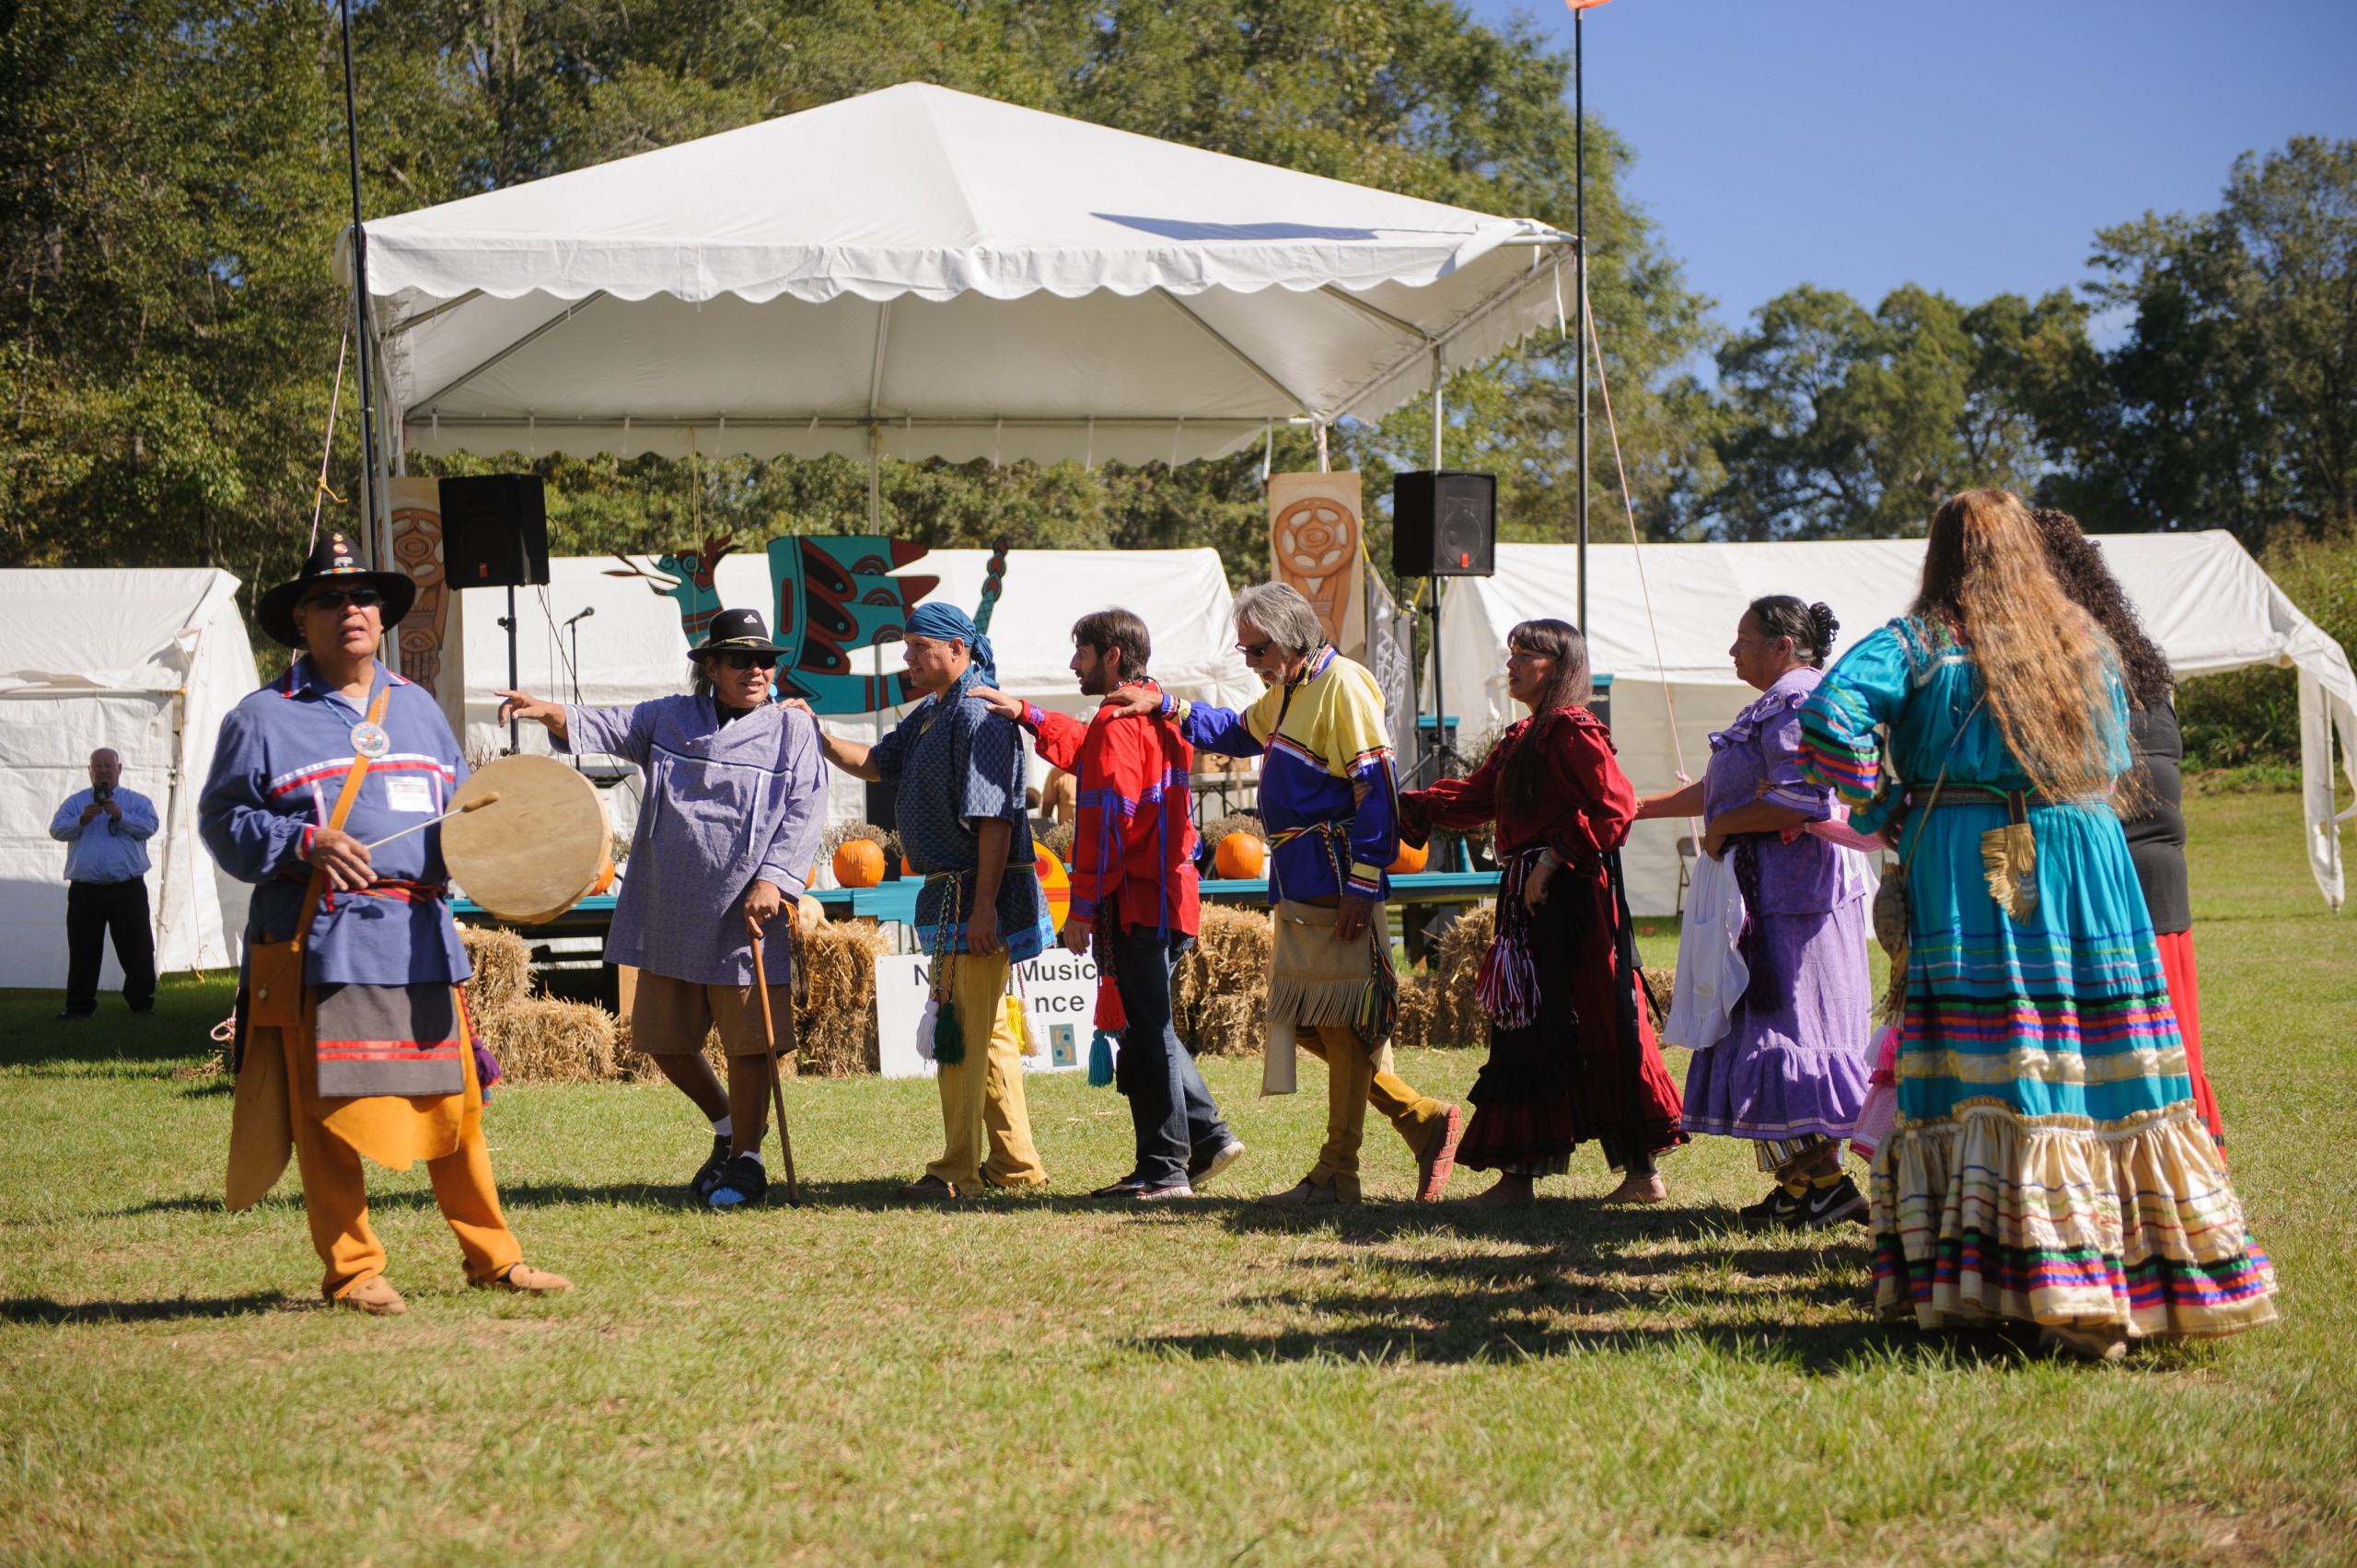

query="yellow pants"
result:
[1298,1024,1450,1202]
[925,949,1047,1191]
[279,1021,521,1301]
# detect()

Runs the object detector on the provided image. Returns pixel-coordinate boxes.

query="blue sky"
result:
[1459,0,2357,339]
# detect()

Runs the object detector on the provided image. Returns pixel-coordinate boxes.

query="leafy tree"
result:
[2,0,1713,633]
[1702,283,2084,539]
[2035,137,2357,542]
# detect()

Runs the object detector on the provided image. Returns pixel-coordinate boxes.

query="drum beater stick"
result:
[748,931,802,1207]
[359,791,499,851]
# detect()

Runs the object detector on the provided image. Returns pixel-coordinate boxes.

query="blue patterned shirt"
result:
[870,669,1051,959]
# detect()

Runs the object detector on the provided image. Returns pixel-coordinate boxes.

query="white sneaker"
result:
[1190,1139,1247,1189]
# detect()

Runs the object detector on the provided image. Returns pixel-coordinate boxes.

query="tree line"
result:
[4,5,2351,685]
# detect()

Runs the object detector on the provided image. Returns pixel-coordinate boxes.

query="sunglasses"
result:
[713,651,777,671]
[300,587,381,611]
[1235,637,1274,658]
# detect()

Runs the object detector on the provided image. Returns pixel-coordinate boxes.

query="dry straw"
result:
[1173,905,1271,1055]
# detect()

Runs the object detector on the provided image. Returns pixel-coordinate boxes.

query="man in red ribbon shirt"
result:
[975,609,1245,1200]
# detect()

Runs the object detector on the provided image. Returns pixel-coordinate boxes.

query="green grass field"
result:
[4,792,2352,1565]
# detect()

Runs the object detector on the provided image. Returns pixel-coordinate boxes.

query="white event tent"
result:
[459,548,1258,831]
[1441,533,2357,915]
[0,570,259,986]
[343,81,1572,505]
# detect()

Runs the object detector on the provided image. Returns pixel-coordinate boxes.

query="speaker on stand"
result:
[439,474,551,753]
[1391,470,1497,788]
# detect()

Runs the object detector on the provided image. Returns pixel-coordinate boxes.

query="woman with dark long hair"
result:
[1399,619,1686,1206]
[2031,509,2227,1158]
[1637,596,1876,1228]
[1799,490,2274,1357]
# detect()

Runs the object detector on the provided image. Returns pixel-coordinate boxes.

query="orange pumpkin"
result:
[1387,839,1429,876]
[902,854,916,877]
[1035,839,1072,930]
[1213,831,1266,880]
[833,839,886,889]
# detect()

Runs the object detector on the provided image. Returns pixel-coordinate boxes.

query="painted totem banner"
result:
[610,533,942,714]
[765,535,939,712]
[387,476,465,740]
[1269,471,1367,658]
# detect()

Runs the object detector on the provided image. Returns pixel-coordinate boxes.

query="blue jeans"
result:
[1108,923,1232,1187]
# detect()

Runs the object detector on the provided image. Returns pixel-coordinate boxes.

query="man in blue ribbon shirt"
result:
[202,533,569,1316]
[50,747,160,1020]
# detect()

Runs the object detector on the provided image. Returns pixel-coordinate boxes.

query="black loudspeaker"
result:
[439,474,550,587]
[1391,470,1497,576]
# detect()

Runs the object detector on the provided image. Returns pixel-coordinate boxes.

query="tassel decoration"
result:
[914,996,940,1062]
[1086,1028,1117,1087]
[933,998,964,1066]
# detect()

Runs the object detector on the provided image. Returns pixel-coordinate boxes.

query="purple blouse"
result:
[1705,668,1869,916]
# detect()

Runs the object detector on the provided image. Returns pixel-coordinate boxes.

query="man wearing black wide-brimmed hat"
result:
[500,606,830,1211]
[201,532,572,1315]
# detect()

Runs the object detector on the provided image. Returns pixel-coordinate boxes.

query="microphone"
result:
[563,607,596,627]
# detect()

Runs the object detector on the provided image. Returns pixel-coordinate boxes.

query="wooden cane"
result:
[748,928,802,1207]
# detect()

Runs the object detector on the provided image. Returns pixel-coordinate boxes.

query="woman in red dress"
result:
[1399,619,1687,1207]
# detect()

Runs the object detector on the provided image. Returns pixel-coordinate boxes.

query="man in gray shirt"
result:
[49,748,159,1020]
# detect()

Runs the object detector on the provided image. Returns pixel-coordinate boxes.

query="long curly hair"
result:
[2030,508,2174,710]
[1912,490,2119,800]
[1501,619,1594,815]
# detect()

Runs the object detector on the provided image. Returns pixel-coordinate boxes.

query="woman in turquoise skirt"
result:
[1797,489,2275,1359]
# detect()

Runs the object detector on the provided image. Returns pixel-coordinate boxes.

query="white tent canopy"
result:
[1441,533,2357,915]
[349,82,1573,476]
[459,547,1259,832]
[0,570,259,987]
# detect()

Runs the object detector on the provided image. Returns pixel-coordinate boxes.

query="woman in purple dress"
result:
[1635,597,1875,1229]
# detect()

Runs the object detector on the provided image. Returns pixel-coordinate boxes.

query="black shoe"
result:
[691,1134,731,1200]
[128,1006,155,1017]
[1803,1175,1867,1228]
[1091,1174,1147,1199]
[54,1010,92,1022]
[706,1155,767,1210]
[1738,1184,1807,1230]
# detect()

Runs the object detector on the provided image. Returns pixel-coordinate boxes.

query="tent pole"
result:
[867,424,880,531]
[1431,347,1444,470]
[1574,4,1589,635]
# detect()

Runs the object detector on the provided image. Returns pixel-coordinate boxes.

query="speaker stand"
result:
[498,584,520,754]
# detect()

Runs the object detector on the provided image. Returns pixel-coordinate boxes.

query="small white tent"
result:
[0,570,259,987]
[1441,533,2357,915]
[457,548,1259,829]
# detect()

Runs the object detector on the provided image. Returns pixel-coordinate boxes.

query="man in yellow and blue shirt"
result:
[1108,583,1460,1205]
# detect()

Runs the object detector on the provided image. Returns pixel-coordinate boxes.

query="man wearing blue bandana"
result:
[798,602,1051,1202]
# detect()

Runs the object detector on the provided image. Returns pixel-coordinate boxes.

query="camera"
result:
[93,782,113,804]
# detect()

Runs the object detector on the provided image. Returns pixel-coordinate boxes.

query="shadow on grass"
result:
[1114,1195,2035,1375]
[0,1291,294,1324]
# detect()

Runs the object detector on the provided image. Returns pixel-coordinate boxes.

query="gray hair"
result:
[1233,582,1326,657]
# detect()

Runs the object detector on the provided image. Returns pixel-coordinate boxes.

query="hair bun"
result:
[1808,602,1840,658]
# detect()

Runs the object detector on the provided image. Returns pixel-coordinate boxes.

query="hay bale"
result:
[1640,966,1677,1039]
[1198,812,1261,854]
[1043,820,1075,866]
[1429,904,1494,1049]
[1391,974,1440,1051]
[461,925,532,1018]
[1174,904,1271,1056]
[494,997,620,1084]
[794,921,888,1076]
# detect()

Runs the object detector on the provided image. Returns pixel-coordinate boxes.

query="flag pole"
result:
[1574,1,1588,636]
[338,0,383,570]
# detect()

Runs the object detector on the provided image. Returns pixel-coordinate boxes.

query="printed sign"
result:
[874,949,1110,1079]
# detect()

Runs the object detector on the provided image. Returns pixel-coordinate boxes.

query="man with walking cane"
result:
[500,606,828,1210]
